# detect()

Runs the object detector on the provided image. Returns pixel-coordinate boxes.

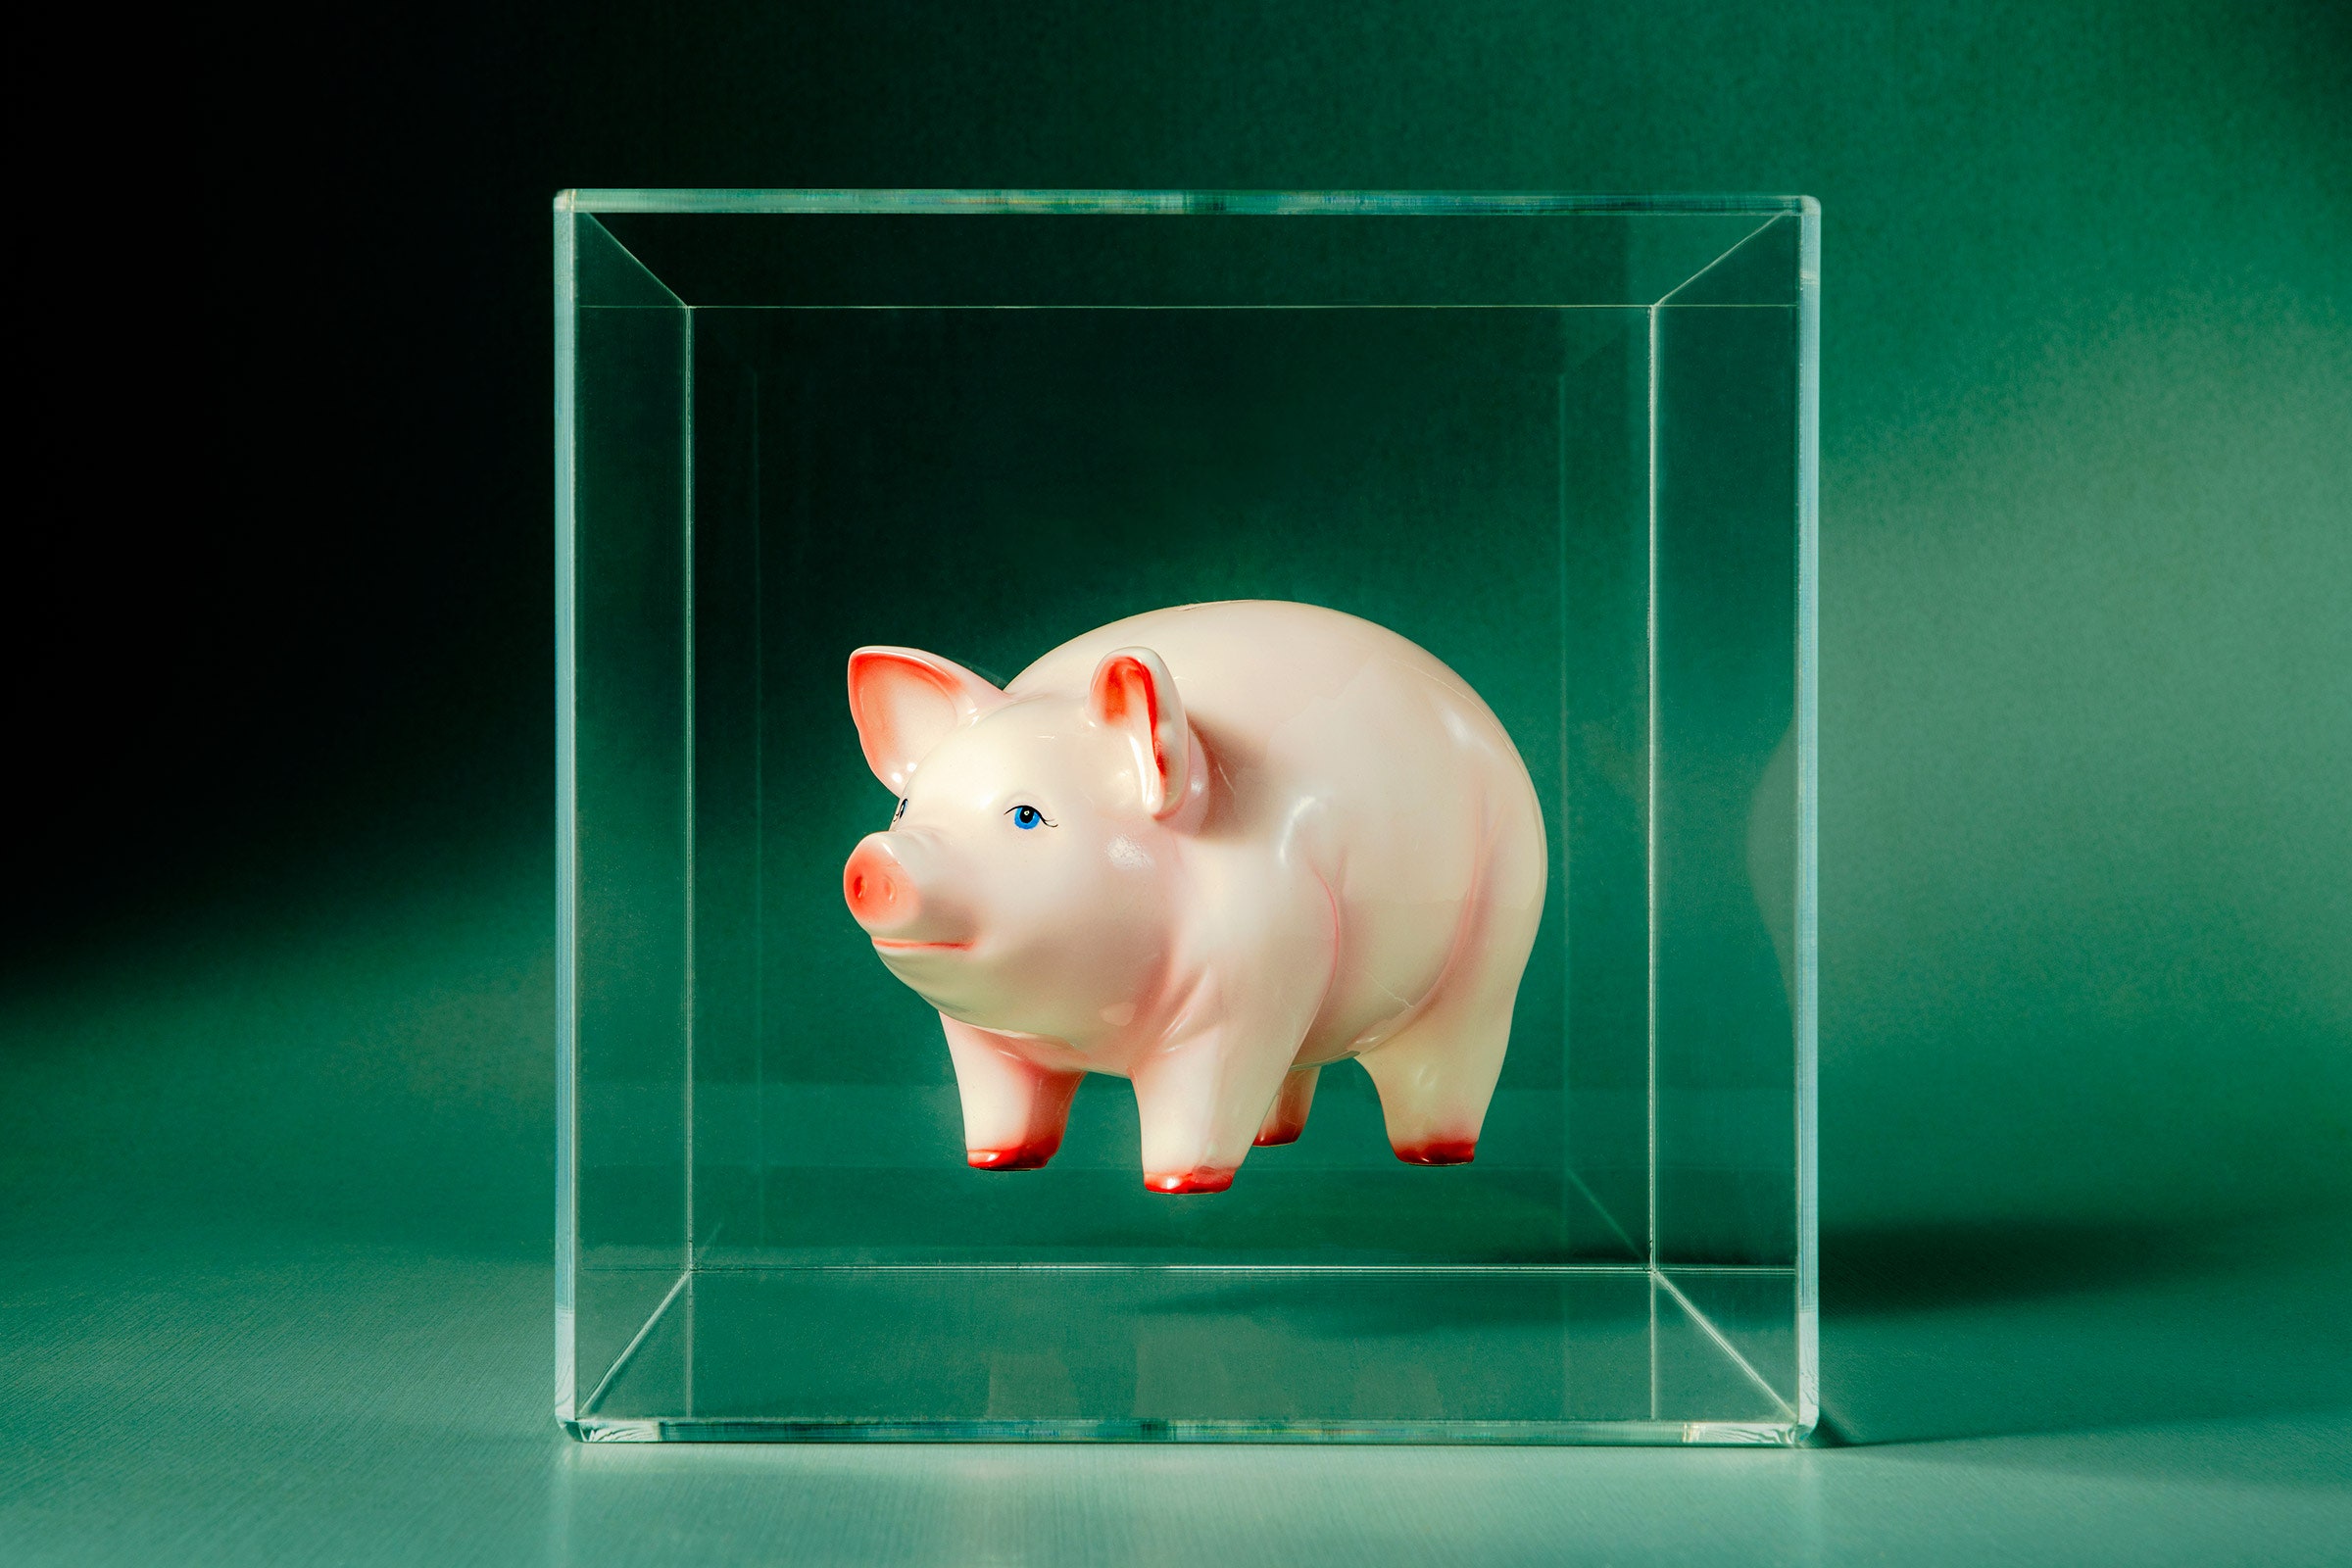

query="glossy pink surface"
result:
[844,601,1545,1194]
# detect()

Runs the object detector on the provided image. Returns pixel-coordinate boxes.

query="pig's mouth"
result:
[871,937,973,954]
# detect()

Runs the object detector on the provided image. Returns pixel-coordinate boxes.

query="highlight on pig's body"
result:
[842,600,1546,1195]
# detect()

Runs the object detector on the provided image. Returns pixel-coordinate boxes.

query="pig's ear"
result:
[847,647,1005,793]
[1088,647,1190,819]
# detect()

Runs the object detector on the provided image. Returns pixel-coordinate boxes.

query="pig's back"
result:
[1012,601,1540,1052]
[1009,601,1517,812]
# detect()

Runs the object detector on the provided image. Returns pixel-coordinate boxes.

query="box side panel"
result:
[593,211,1775,310]
[555,207,576,1419]
[1558,312,1655,1261]
[1792,202,1821,1429]
[593,1267,1669,1429]
[1651,216,1802,309]
[1649,218,1805,1282]
[689,336,764,1261]
[565,215,695,1407]
[1657,1265,1800,1414]
[1652,1269,1800,1425]
[572,191,1807,219]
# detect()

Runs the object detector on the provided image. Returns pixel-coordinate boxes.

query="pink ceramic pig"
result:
[842,601,1544,1194]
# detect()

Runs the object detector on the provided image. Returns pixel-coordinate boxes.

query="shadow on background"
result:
[1826,1215,2278,1314]
[0,855,555,1261]
[1820,1207,2352,1447]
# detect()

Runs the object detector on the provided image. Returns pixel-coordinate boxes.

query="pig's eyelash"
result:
[892,799,907,823]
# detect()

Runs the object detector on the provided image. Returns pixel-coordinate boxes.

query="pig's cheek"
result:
[1103,833,1156,874]
[987,854,1108,967]
[949,844,1040,954]
[998,862,1086,950]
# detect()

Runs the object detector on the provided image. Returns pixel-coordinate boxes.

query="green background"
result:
[5,1,2346,1561]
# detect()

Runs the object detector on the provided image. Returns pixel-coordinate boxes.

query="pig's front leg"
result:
[1132,1035,1301,1193]
[1131,880,1334,1194]
[940,1015,1084,1171]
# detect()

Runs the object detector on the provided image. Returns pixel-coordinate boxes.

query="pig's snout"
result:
[844,836,921,933]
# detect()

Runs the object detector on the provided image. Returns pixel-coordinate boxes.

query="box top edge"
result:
[557,189,1815,218]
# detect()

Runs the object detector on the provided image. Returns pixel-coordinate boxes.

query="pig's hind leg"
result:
[1254,1065,1321,1146]
[1359,824,1544,1167]
[1360,1016,1503,1165]
[941,1016,1084,1171]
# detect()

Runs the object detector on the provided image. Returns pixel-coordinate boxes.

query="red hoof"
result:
[1395,1140,1477,1166]
[1252,1127,1302,1147]
[967,1145,1056,1171]
[1144,1168,1235,1195]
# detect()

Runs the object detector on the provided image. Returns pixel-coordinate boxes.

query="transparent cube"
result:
[556,191,1818,1444]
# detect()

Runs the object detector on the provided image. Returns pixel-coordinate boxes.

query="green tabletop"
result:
[8,1220,2348,1566]
[4,871,2345,1566]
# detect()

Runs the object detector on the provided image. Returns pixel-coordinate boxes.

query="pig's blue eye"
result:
[893,799,907,823]
[1006,805,1053,830]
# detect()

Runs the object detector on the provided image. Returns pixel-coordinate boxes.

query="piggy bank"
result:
[842,601,1545,1194]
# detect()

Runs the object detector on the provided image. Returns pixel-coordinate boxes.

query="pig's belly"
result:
[1243,646,1502,1065]
[1289,787,1494,1065]
[1296,892,1470,1064]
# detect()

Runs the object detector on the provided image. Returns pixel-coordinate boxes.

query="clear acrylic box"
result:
[555,191,1818,1444]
